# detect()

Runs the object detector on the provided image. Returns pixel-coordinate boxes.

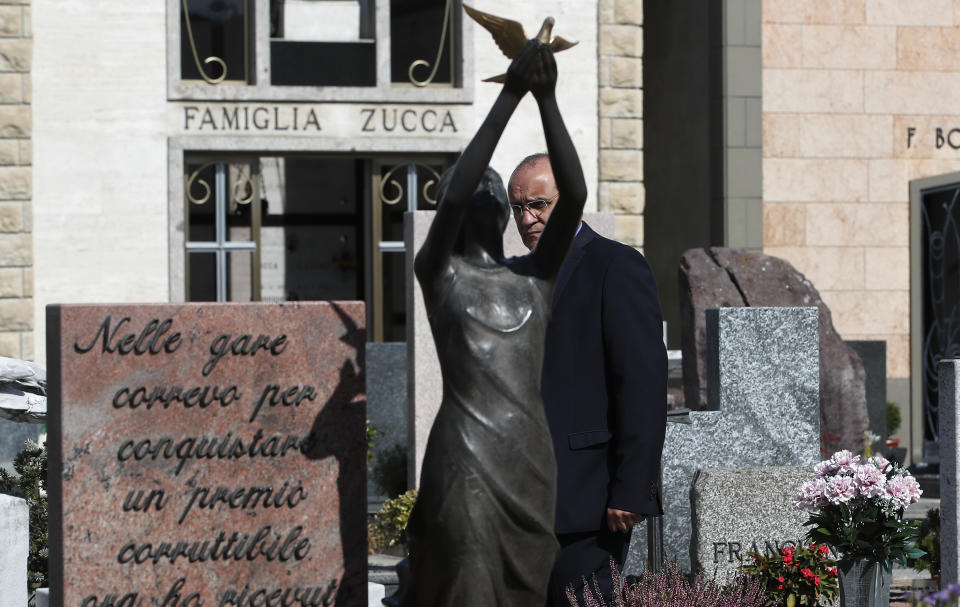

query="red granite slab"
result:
[46,302,366,607]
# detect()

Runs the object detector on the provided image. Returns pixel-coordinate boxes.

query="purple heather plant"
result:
[903,582,960,606]
[565,559,768,607]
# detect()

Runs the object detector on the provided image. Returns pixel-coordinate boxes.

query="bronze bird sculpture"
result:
[463,4,578,82]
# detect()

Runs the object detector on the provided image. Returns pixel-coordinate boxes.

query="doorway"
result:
[910,173,960,462]
[180,153,452,342]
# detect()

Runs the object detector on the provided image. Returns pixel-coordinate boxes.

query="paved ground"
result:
[907,497,940,522]
[892,496,939,604]
[892,579,940,606]
[891,582,913,606]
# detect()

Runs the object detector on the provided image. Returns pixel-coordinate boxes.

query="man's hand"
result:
[606,508,645,533]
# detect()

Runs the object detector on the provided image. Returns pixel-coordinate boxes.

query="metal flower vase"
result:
[838,557,892,607]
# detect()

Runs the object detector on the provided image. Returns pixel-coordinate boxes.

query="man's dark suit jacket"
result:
[542,222,667,534]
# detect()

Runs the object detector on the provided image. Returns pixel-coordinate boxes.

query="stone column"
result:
[0,0,32,359]
[0,0,36,475]
[940,358,960,587]
[597,0,644,250]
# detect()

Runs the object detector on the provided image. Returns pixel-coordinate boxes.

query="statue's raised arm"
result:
[413,41,545,285]
[523,44,588,278]
[395,36,585,607]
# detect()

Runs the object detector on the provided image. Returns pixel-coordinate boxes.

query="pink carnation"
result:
[795,478,828,511]
[870,455,891,473]
[814,460,837,478]
[904,475,923,501]
[854,463,886,498]
[885,474,922,509]
[829,450,860,475]
[824,475,857,504]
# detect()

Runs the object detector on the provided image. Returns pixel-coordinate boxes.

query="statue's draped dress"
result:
[403,256,560,607]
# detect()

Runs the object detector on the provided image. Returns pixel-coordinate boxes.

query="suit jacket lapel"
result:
[552,222,596,308]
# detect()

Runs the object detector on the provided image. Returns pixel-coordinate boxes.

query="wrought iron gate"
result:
[914,179,960,459]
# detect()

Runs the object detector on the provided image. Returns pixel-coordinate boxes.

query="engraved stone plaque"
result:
[47,302,366,607]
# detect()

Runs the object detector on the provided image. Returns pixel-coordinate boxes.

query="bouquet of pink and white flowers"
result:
[795,450,925,564]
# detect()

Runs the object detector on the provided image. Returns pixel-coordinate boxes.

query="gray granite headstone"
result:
[940,359,960,587]
[847,340,887,447]
[0,493,28,607]
[366,342,408,501]
[626,307,821,574]
[679,248,867,455]
[690,467,812,579]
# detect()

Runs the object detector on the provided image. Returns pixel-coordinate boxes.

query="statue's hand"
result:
[504,39,540,97]
[529,44,557,101]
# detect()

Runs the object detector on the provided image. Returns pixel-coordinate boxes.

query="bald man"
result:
[508,154,667,606]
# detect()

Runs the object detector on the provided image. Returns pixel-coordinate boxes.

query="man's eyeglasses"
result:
[510,192,559,218]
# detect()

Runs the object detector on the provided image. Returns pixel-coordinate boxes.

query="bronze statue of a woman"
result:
[399,41,587,606]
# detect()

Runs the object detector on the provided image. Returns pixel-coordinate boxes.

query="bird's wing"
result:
[463,4,527,58]
[549,36,579,53]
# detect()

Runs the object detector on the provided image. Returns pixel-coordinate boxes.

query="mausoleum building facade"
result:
[1,0,957,465]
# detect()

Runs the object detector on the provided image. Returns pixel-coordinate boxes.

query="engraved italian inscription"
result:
[52,304,365,607]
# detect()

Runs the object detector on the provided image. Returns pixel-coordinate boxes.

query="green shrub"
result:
[741,544,839,606]
[0,441,48,594]
[370,489,416,553]
[887,402,902,436]
[372,444,408,499]
[366,418,381,467]
[909,508,940,579]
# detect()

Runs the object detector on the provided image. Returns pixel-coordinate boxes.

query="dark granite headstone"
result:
[847,340,887,447]
[0,418,40,472]
[365,342,407,501]
[940,359,960,587]
[47,303,367,607]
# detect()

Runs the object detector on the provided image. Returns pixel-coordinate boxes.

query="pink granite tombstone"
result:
[46,302,366,607]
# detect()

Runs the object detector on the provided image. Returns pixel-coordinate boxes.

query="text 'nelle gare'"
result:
[69,314,339,607]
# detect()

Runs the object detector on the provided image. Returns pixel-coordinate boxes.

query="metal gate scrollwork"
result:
[921,183,960,458]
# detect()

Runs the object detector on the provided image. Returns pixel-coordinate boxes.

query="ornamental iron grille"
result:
[180,0,249,84]
[184,160,260,301]
[372,161,446,341]
[179,0,458,87]
[921,182,960,459]
[185,157,366,303]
